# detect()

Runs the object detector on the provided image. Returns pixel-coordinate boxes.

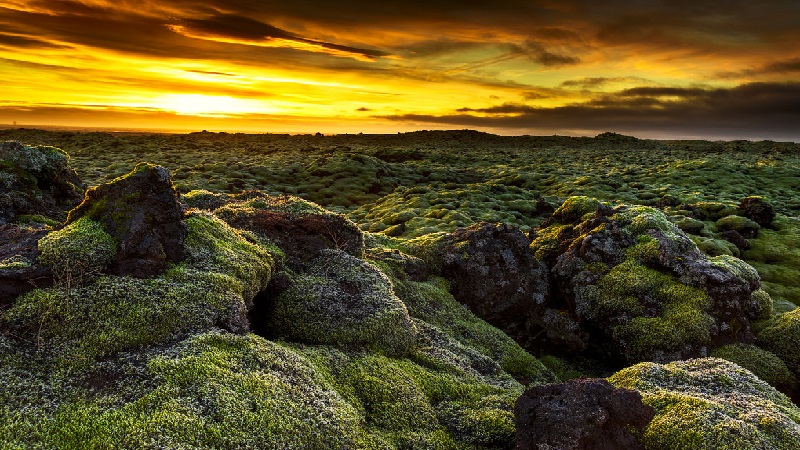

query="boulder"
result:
[738,196,775,227]
[215,193,364,268]
[436,222,549,328]
[0,141,84,224]
[515,378,653,450]
[65,163,186,278]
[0,224,52,308]
[530,199,766,364]
[609,358,800,449]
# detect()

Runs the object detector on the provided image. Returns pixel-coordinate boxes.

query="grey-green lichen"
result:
[609,358,800,450]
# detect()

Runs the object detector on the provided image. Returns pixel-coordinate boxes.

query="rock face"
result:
[515,378,653,450]
[0,224,52,308]
[0,141,84,224]
[738,196,775,227]
[66,163,186,278]
[437,222,549,329]
[214,193,364,268]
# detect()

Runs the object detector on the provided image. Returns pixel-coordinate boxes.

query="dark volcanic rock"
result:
[738,196,776,227]
[216,194,364,269]
[720,229,750,252]
[529,199,766,364]
[0,141,84,224]
[65,163,186,278]
[515,378,653,450]
[0,224,53,308]
[437,222,548,328]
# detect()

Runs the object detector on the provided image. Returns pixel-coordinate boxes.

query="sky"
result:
[1,0,799,140]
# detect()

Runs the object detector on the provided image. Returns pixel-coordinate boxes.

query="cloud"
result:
[167,14,389,61]
[379,82,800,140]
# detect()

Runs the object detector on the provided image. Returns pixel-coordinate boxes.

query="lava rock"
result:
[437,222,549,328]
[0,224,53,308]
[738,196,776,227]
[217,194,364,269]
[515,378,653,450]
[720,229,750,252]
[65,163,186,278]
[0,141,84,224]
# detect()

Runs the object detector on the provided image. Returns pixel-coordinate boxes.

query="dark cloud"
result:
[0,32,67,49]
[380,82,800,140]
[560,77,640,88]
[356,107,371,111]
[616,87,708,97]
[519,41,579,66]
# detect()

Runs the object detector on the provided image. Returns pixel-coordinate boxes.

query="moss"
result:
[4,212,274,369]
[692,202,739,221]
[609,358,800,450]
[743,215,800,308]
[269,250,417,356]
[37,217,117,285]
[757,308,800,376]
[672,216,705,234]
[181,189,230,210]
[529,223,573,261]
[0,255,32,270]
[552,196,602,223]
[43,332,371,450]
[710,344,795,392]
[691,235,739,257]
[751,289,773,319]
[15,214,60,227]
[708,254,761,288]
[580,259,714,362]
[716,215,761,236]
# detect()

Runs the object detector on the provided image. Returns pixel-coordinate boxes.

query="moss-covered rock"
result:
[267,249,417,356]
[2,212,274,367]
[37,217,116,286]
[0,141,84,224]
[66,163,186,278]
[215,192,364,267]
[531,199,766,364]
[716,215,761,238]
[710,343,796,397]
[757,308,800,380]
[609,358,800,450]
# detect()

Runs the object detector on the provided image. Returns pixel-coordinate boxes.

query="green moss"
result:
[710,344,795,392]
[37,217,117,285]
[672,216,705,234]
[269,250,417,356]
[552,196,601,223]
[716,215,761,235]
[4,212,274,368]
[757,308,800,376]
[181,189,230,210]
[15,214,60,227]
[751,289,773,319]
[609,358,800,450]
[0,255,32,270]
[743,215,800,307]
[579,259,713,362]
[691,235,739,257]
[708,254,761,288]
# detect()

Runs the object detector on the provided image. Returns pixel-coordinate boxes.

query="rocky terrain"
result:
[2,136,800,449]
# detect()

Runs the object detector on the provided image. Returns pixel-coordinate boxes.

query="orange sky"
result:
[1,1,799,140]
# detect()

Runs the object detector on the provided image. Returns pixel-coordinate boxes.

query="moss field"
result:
[3,129,800,448]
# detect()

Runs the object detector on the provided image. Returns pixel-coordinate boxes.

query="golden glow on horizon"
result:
[0,0,797,139]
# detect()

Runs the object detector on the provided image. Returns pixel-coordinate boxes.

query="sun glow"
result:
[151,94,274,116]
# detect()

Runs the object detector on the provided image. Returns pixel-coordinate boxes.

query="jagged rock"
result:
[215,193,364,268]
[0,224,52,308]
[738,196,775,227]
[515,378,653,450]
[436,222,549,329]
[65,163,186,278]
[530,199,766,364]
[0,141,84,224]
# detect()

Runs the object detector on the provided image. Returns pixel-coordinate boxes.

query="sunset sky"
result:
[1,0,799,139]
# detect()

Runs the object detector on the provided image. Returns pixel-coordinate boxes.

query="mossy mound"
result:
[2,212,274,368]
[0,141,84,224]
[757,308,800,382]
[743,215,800,310]
[267,249,417,356]
[609,358,800,450]
[37,217,116,285]
[710,343,796,396]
